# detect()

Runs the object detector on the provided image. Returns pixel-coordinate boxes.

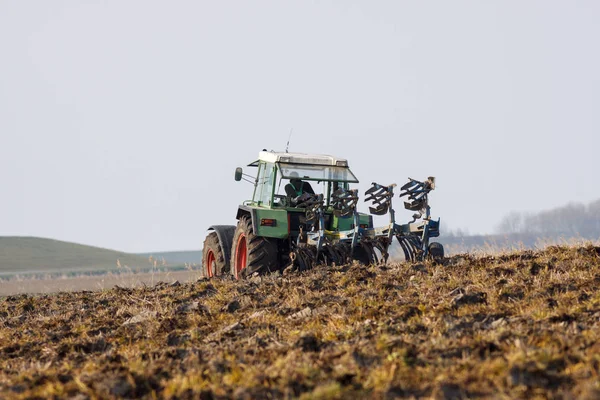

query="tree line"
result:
[495,199,600,238]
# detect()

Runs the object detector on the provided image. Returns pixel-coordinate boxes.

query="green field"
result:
[0,237,202,279]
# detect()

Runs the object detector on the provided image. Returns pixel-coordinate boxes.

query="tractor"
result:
[202,150,443,279]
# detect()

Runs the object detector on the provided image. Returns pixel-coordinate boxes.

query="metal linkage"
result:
[297,193,327,263]
[301,194,325,228]
[364,182,397,258]
[398,177,437,256]
[331,187,361,251]
[363,178,439,262]
[287,187,365,271]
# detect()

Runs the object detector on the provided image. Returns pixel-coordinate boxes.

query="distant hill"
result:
[0,237,159,278]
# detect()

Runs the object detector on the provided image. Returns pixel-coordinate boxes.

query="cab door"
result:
[252,161,275,207]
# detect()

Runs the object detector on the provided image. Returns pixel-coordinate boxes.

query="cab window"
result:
[253,162,275,206]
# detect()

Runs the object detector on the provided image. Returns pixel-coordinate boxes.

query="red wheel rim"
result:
[206,249,215,277]
[235,233,247,279]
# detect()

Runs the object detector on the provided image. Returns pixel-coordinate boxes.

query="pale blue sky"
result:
[1,1,599,252]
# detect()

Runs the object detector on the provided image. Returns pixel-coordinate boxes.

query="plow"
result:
[284,177,442,273]
[202,150,443,279]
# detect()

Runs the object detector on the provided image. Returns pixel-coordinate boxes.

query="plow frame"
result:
[299,177,441,265]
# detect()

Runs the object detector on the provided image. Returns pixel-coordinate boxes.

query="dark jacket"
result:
[285,180,315,197]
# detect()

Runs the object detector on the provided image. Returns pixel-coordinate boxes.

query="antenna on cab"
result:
[285,128,293,153]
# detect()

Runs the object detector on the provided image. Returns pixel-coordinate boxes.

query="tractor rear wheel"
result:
[231,215,278,279]
[202,232,228,278]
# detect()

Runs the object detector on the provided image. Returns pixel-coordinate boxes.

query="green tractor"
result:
[202,150,443,279]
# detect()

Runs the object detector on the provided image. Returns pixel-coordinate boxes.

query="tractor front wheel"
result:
[231,215,278,279]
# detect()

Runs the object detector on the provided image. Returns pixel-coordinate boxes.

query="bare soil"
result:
[1,245,600,399]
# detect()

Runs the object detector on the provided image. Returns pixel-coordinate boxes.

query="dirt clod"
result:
[295,334,321,352]
[222,299,241,313]
[451,291,487,308]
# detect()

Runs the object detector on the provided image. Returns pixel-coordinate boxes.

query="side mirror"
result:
[234,167,243,182]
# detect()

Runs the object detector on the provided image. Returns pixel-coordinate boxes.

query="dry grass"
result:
[2,245,600,399]
[0,270,201,296]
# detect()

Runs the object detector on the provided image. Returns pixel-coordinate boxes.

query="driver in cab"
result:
[285,172,315,199]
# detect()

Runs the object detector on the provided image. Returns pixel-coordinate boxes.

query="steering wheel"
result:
[274,194,290,207]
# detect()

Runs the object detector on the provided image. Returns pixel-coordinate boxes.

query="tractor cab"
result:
[234,150,368,237]
[277,163,358,207]
[238,151,359,210]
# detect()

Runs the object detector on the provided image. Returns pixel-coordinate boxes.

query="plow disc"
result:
[364,183,395,215]
[400,177,435,216]
[395,235,424,262]
[355,237,390,265]
[331,188,359,217]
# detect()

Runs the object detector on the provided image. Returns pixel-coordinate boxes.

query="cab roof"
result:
[248,151,349,167]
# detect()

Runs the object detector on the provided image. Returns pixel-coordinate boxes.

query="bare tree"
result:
[496,199,600,239]
[495,211,524,234]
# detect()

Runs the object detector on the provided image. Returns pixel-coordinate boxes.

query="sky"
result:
[1,1,599,252]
